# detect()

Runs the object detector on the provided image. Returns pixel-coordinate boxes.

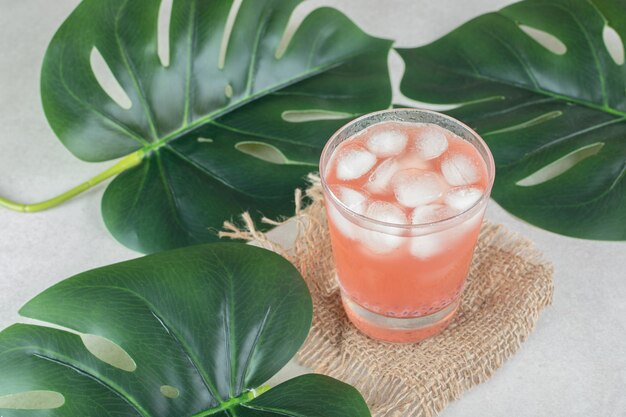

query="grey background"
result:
[0,1,625,416]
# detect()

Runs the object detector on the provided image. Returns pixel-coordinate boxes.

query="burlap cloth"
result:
[221,177,554,417]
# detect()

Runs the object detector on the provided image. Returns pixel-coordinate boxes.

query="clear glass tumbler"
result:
[320,109,495,343]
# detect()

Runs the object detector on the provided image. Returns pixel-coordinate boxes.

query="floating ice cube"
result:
[410,234,445,259]
[359,201,407,253]
[408,203,459,257]
[411,204,459,225]
[326,203,356,239]
[459,206,485,234]
[444,186,483,212]
[392,169,445,208]
[441,153,480,186]
[366,158,401,194]
[366,201,406,224]
[408,189,484,259]
[415,127,448,160]
[460,205,485,232]
[334,186,368,214]
[335,146,377,181]
[326,186,368,240]
[366,130,408,157]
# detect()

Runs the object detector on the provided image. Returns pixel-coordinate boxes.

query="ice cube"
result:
[326,186,368,240]
[366,130,408,157]
[366,158,401,194]
[411,204,459,225]
[408,189,484,259]
[335,146,377,181]
[334,186,368,214]
[326,203,356,239]
[392,169,445,208]
[460,205,485,232]
[359,201,407,253]
[444,186,483,212]
[408,203,459,257]
[441,153,480,186]
[366,201,406,224]
[459,206,485,234]
[414,126,448,160]
[410,234,445,259]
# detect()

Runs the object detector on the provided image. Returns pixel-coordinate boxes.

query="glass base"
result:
[342,294,460,343]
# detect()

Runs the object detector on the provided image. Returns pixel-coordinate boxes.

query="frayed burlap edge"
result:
[221,174,554,417]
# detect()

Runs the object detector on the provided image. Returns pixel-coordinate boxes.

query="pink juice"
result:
[321,114,493,343]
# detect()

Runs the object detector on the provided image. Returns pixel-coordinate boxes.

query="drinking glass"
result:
[319,109,495,343]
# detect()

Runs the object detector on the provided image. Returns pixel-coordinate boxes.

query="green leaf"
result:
[241,374,371,417]
[0,243,371,417]
[398,0,626,240]
[41,0,392,253]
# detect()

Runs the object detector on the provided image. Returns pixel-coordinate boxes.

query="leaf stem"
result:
[188,385,271,417]
[0,150,145,213]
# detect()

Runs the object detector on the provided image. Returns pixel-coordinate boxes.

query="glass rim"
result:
[319,108,496,231]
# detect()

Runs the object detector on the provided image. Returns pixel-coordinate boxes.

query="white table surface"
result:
[1,1,625,416]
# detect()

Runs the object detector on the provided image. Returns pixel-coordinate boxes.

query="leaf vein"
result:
[483,27,540,89]
[58,43,148,147]
[183,1,198,126]
[245,11,270,96]
[114,0,160,141]
[503,115,626,167]
[166,146,285,198]
[149,310,226,405]
[33,353,148,417]
[237,306,272,394]
[155,152,191,237]
[152,52,368,149]
[241,403,309,417]
[549,2,608,105]
[209,121,319,149]
[65,283,227,406]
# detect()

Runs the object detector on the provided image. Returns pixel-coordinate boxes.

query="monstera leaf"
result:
[0,243,371,417]
[36,0,391,253]
[399,0,626,240]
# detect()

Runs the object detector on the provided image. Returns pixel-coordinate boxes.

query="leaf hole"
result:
[197,137,214,144]
[281,109,354,123]
[81,333,137,372]
[603,25,624,65]
[225,84,234,98]
[392,51,506,110]
[90,47,133,110]
[519,25,567,55]
[235,141,289,164]
[160,385,180,399]
[274,2,316,59]
[0,391,65,410]
[516,142,605,187]
[219,0,243,70]
[157,0,173,67]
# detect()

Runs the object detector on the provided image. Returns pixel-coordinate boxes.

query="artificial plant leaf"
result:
[41,0,392,253]
[0,243,369,416]
[398,0,626,240]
